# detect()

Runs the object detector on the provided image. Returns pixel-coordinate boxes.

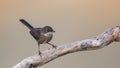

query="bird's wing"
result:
[29,30,41,41]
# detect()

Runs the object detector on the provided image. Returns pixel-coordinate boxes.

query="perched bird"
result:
[19,19,56,55]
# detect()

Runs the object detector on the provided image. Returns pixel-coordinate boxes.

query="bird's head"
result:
[42,26,55,33]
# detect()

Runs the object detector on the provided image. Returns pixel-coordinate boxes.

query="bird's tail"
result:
[19,19,34,30]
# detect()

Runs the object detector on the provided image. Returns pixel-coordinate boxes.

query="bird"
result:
[19,19,56,55]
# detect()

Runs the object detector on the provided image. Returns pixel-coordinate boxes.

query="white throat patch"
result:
[44,32,53,37]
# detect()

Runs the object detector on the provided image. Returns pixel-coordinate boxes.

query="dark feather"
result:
[19,19,34,30]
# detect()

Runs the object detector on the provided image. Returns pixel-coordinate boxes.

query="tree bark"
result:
[13,26,120,68]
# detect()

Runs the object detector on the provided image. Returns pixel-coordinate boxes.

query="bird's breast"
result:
[38,32,53,44]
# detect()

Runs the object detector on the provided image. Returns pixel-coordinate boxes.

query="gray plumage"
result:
[19,19,56,55]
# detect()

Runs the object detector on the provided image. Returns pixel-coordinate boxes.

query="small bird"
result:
[19,19,56,55]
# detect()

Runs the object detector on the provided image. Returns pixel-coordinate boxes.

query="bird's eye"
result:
[46,29,49,32]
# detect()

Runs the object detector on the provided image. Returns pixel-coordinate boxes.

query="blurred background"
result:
[0,0,120,68]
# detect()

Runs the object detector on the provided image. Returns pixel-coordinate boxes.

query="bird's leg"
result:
[38,43,42,55]
[47,42,57,48]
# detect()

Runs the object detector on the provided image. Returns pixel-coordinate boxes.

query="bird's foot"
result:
[52,45,57,48]
[38,51,42,57]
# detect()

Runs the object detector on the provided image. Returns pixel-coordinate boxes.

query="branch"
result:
[13,26,120,68]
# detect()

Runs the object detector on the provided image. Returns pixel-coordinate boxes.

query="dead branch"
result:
[13,26,120,68]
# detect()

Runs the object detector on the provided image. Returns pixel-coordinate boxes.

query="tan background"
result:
[0,0,120,68]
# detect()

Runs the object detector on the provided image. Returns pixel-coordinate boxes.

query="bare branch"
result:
[13,26,120,68]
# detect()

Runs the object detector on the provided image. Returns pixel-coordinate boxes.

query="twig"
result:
[13,26,120,68]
